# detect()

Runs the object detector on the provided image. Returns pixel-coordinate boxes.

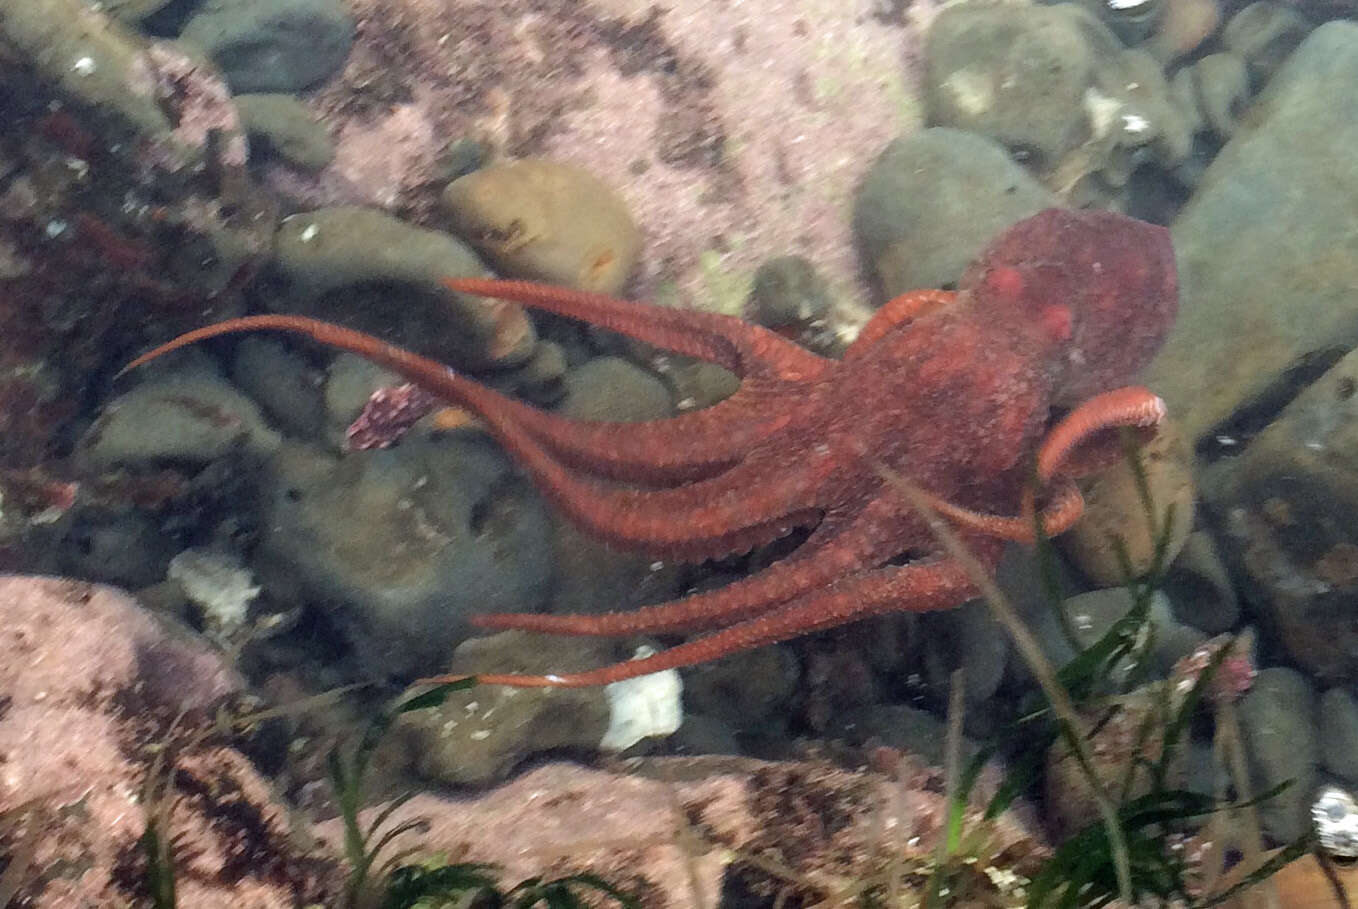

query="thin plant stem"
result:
[873,461,1135,905]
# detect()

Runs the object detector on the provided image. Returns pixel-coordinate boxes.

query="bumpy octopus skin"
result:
[125,208,1178,687]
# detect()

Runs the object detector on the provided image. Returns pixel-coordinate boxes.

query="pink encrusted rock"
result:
[277,0,938,329]
[317,754,1046,909]
[0,576,339,907]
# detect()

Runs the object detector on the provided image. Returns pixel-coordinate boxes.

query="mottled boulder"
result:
[1148,22,1358,443]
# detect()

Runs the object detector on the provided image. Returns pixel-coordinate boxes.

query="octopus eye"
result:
[1038,303,1073,343]
[983,265,1025,301]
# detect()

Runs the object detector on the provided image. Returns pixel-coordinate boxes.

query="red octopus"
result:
[125,208,1177,688]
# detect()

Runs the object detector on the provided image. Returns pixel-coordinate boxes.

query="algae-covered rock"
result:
[272,207,536,368]
[77,360,281,468]
[256,438,553,678]
[0,0,246,172]
[236,92,335,171]
[442,158,642,295]
[1199,346,1358,683]
[398,630,618,784]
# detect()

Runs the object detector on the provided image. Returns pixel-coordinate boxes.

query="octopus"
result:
[125,208,1178,688]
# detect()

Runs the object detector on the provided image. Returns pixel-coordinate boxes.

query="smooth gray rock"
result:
[1238,666,1319,841]
[1148,22,1358,443]
[232,335,326,440]
[180,0,353,94]
[1320,687,1358,783]
[256,438,553,677]
[546,356,683,616]
[852,128,1057,300]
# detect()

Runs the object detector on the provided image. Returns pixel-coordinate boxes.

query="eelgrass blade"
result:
[380,861,499,909]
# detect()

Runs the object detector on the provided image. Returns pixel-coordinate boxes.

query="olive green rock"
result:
[442,158,642,295]
[0,0,214,170]
[272,207,537,368]
[236,93,334,171]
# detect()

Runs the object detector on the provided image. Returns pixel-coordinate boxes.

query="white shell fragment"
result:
[1314,784,1358,858]
[599,646,683,752]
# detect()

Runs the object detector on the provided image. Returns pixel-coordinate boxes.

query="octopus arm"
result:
[445,278,832,383]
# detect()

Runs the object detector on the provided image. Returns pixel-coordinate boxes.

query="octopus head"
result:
[960,208,1178,407]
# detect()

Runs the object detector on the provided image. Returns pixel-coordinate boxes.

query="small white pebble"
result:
[72,56,96,76]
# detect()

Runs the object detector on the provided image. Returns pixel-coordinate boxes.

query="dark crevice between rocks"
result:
[1195,345,1347,463]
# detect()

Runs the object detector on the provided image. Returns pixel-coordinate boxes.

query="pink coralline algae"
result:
[1171,630,1257,706]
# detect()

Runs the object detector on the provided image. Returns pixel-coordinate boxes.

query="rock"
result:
[0,0,247,173]
[1144,0,1221,64]
[1162,530,1240,633]
[492,338,569,406]
[748,256,833,329]
[100,0,175,21]
[255,438,553,677]
[1045,680,1189,837]
[322,351,399,443]
[77,361,282,468]
[1060,419,1195,586]
[671,712,742,755]
[746,255,842,356]
[1189,53,1252,140]
[852,128,1057,300]
[231,335,326,440]
[828,703,971,768]
[0,575,340,906]
[683,646,800,735]
[321,756,1045,909]
[561,355,672,422]
[926,4,1096,169]
[272,207,536,369]
[924,4,1191,179]
[1199,347,1358,681]
[397,631,620,785]
[1222,1,1313,85]
[1036,587,1205,684]
[236,92,335,171]
[1238,666,1319,841]
[1320,688,1358,783]
[1146,22,1358,443]
[546,356,683,616]
[58,511,175,589]
[1076,0,1163,46]
[919,598,1010,706]
[180,0,354,94]
[442,158,642,295]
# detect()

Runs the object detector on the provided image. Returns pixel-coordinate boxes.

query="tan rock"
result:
[443,158,642,295]
[1061,419,1196,585]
